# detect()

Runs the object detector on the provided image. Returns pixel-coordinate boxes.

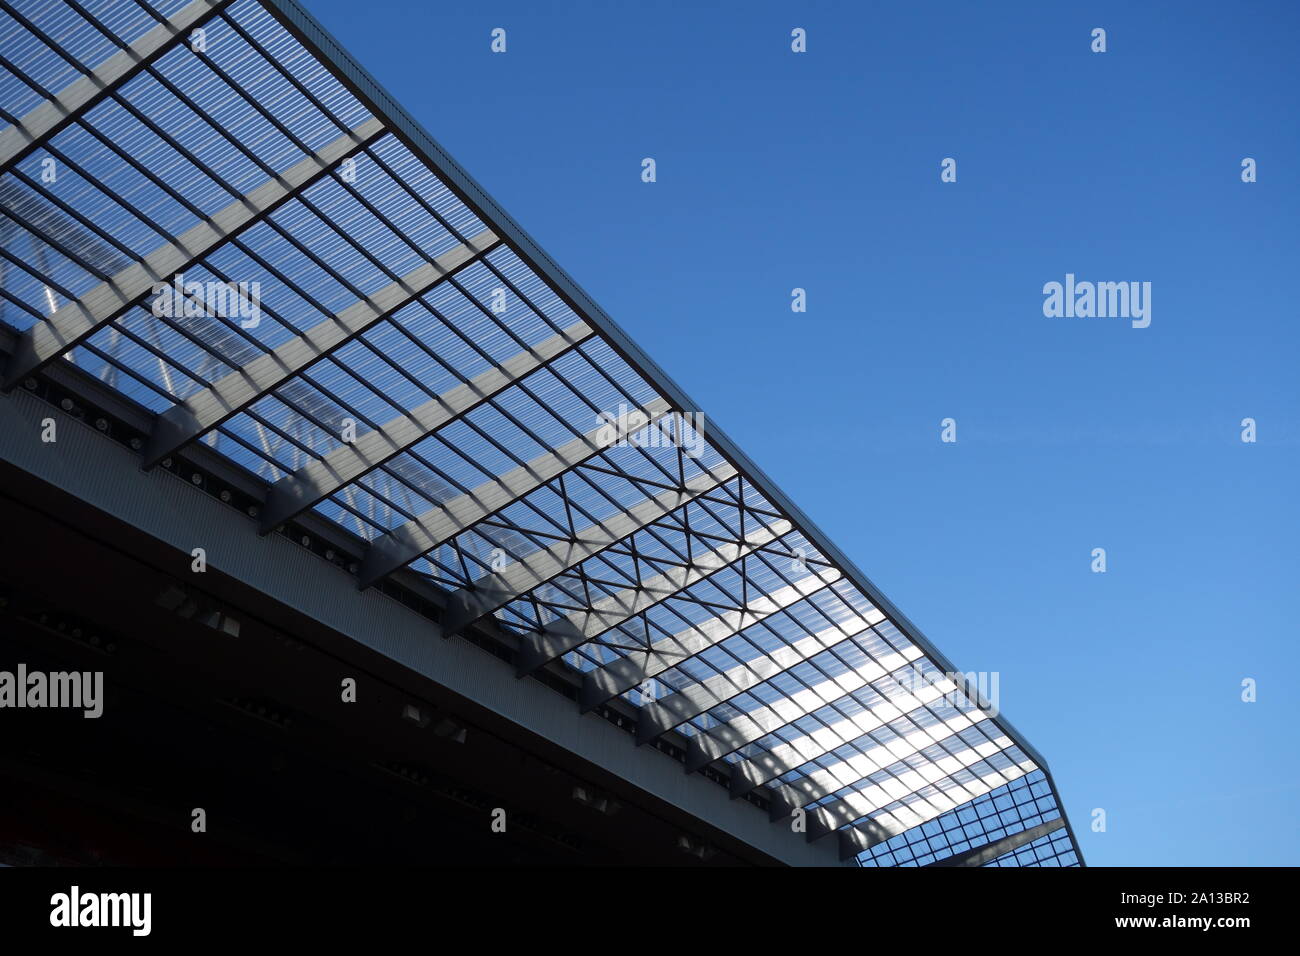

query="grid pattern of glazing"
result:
[0,0,1079,865]
[857,769,1080,867]
[983,826,1079,867]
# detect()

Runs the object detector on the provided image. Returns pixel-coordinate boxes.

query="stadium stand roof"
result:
[0,0,1082,865]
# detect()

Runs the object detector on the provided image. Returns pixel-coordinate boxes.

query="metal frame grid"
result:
[857,768,1079,867]
[0,0,1082,866]
[983,826,1080,867]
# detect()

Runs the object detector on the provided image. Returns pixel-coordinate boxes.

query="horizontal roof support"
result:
[765,781,871,830]
[764,781,919,856]
[258,319,594,532]
[635,592,881,741]
[356,396,674,587]
[580,569,843,714]
[927,818,1065,867]
[2,117,386,391]
[140,226,500,467]
[763,794,851,843]
[441,462,740,636]
[0,0,232,172]
[515,516,792,677]
[839,824,899,861]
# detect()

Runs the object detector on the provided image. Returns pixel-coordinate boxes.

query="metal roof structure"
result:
[0,0,1082,865]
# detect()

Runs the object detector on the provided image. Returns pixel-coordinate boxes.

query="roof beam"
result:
[441,462,741,637]
[839,825,894,861]
[0,0,232,173]
[927,818,1065,867]
[763,778,916,853]
[515,516,792,677]
[1,116,386,391]
[580,568,843,714]
[634,593,882,740]
[257,320,595,532]
[766,781,871,830]
[766,766,982,861]
[139,226,499,467]
[356,396,674,587]
[762,794,852,843]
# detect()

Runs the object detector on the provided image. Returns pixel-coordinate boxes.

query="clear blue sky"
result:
[299,0,1300,866]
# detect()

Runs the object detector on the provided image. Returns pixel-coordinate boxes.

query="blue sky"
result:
[299,0,1300,865]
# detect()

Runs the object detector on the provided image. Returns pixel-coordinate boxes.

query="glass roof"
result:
[0,0,1080,866]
